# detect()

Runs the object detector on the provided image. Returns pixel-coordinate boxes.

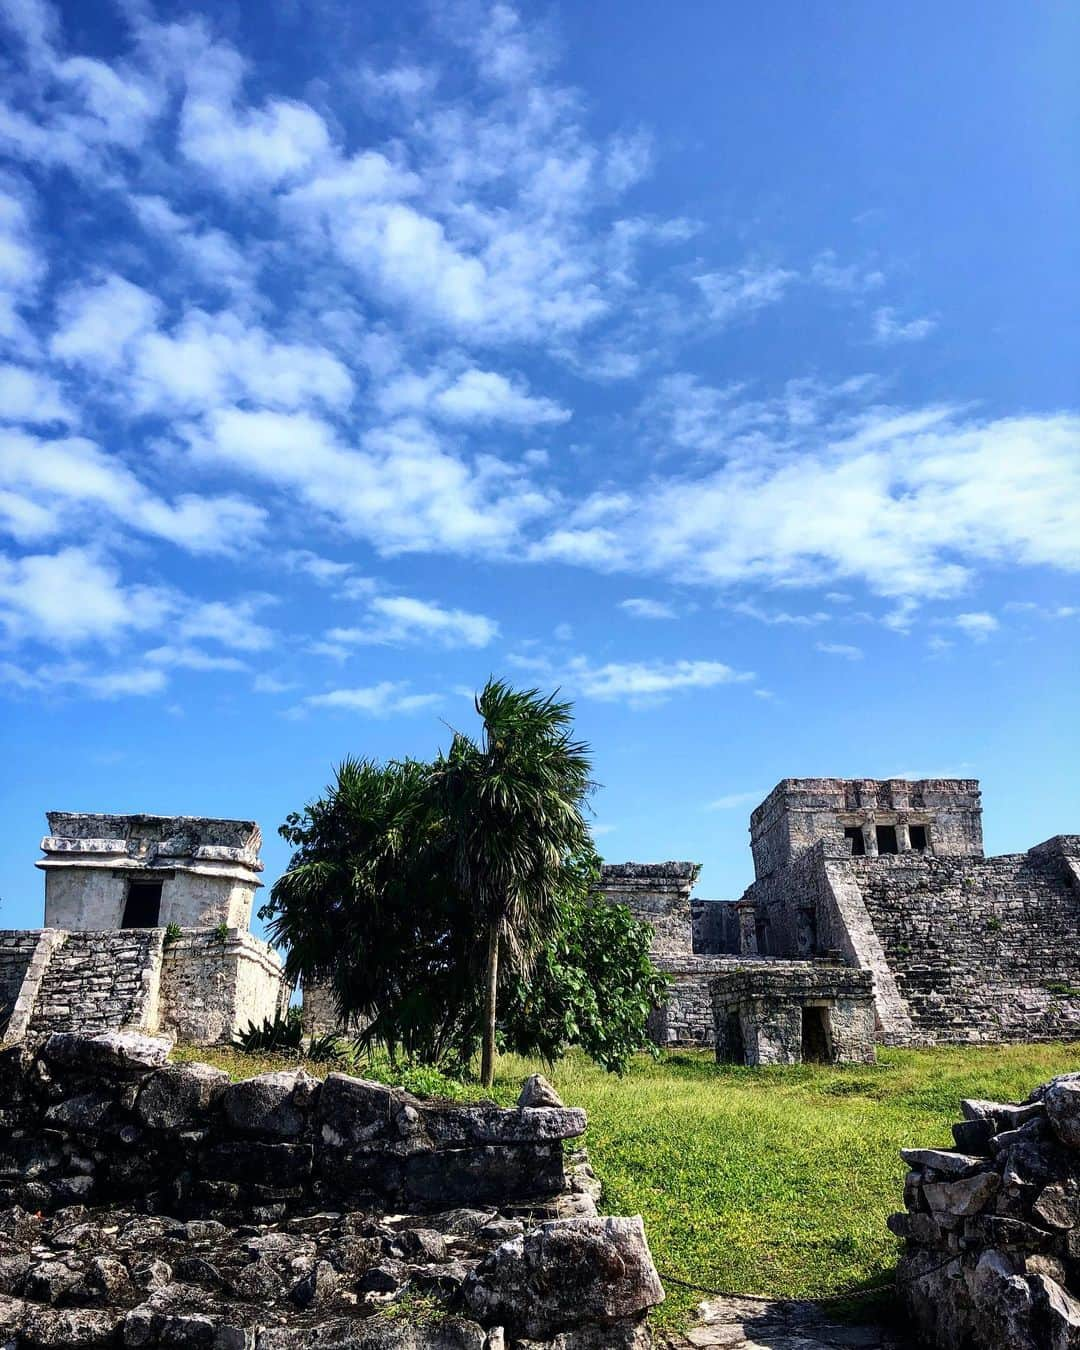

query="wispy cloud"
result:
[816,641,864,660]
[872,306,936,343]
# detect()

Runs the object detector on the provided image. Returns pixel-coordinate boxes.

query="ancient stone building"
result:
[600,777,1080,1060]
[0,813,290,1047]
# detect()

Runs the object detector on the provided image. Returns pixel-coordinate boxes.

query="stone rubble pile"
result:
[0,1035,664,1347]
[890,1071,1080,1348]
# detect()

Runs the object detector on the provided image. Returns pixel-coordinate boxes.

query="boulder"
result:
[39,1032,171,1074]
[136,1062,230,1131]
[220,1069,318,1139]
[464,1215,664,1338]
[1045,1080,1080,1150]
[518,1075,565,1109]
[900,1148,987,1177]
[923,1171,1000,1218]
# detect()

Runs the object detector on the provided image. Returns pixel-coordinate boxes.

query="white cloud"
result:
[809,251,884,293]
[565,655,754,705]
[731,602,830,627]
[379,365,569,426]
[816,641,864,660]
[178,598,274,652]
[327,594,498,650]
[51,274,160,370]
[178,39,330,190]
[0,547,171,644]
[951,611,998,640]
[187,408,552,556]
[543,409,1080,601]
[619,597,677,620]
[300,681,443,716]
[0,362,71,422]
[872,306,936,343]
[144,644,248,672]
[0,429,266,553]
[0,177,44,346]
[694,263,797,324]
[707,790,763,811]
[0,657,167,699]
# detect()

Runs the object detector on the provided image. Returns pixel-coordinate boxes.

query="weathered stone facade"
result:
[1,813,291,1048]
[602,778,1080,1050]
[0,1032,665,1347]
[710,961,876,1066]
[37,813,264,932]
[890,1072,1080,1349]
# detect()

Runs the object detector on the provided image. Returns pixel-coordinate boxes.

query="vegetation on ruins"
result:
[429,678,594,1087]
[263,678,662,1082]
[180,1038,1080,1332]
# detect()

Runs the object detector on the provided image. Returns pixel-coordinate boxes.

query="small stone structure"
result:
[890,1072,1080,1349]
[600,777,1080,1050]
[710,960,876,1066]
[0,1031,664,1347]
[0,813,290,1047]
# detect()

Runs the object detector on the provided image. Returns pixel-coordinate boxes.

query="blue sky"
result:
[1,0,1078,930]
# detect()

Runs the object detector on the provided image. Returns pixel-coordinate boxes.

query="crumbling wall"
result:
[599,863,700,961]
[891,1073,1080,1349]
[0,1032,664,1348]
[851,841,1080,1042]
[159,929,290,1044]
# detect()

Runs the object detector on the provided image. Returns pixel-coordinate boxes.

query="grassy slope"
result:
[177,1041,1080,1329]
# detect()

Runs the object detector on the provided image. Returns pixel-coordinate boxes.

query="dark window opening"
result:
[720,1011,745,1065]
[122,880,162,928]
[876,824,899,855]
[909,824,928,851]
[844,826,866,857]
[801,1005,832,1063]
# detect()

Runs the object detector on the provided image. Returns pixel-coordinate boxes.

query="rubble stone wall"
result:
[0,1033,664,1348]
[851,842,1080,1042]
[892,1072,1080,1350]
[0,1032,588,1219]
[0,934,38,1038]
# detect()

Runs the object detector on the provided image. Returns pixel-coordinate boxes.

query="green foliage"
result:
[500,847,668,1074]
[1045,980,1080,997]
[264,680,642,1083]
[163,923,182,947]
[431,678,594,1085]
[262,755,482,1070]
[231,1008,341,1063]
[213,922,230,944]
[985,916,1002,932]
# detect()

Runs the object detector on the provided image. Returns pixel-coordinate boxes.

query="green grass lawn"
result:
[179,1040,1080,1330]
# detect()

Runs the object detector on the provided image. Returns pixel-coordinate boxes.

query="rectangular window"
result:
[844,826,866,857]
[122,880,162,928]
[909,824,928,851]
[876,824,899,855]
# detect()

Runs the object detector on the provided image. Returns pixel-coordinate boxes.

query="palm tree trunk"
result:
[480,919,499,1089]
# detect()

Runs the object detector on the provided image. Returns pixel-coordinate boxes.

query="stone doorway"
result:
[800,1004,832,1063]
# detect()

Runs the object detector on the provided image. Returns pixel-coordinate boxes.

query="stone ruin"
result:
[0,813,290,1048]
[0,1030,663,1348]
[600,777,1080,1064]
[890,1071,1080,1348]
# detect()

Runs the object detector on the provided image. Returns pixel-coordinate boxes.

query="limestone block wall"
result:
[25,929,164,1040]
[646,961,732,1046]
[599,862,700,961]
[710,961,876,1065]
[691,898,739,954]
[850,841,1080,1042]
[749,778,984,880]
[158,929,291,1044]
[0,933,38,1037]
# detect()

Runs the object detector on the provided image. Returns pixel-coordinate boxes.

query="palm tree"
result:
[433,679,593,1088]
